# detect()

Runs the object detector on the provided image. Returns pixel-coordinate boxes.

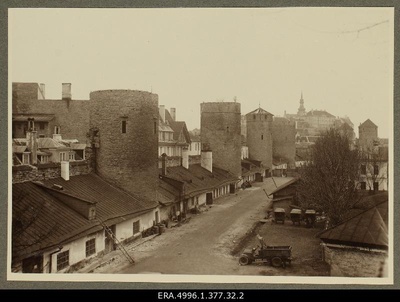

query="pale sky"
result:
[9,8,394,138]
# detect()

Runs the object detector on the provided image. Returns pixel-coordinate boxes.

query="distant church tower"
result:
[297,92,306,116]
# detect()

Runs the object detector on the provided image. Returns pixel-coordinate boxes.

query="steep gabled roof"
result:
[318,200,388,249]
[165,109,191,143]
[359,119,378,129]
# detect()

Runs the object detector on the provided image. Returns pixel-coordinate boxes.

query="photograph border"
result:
[1,0,398,290]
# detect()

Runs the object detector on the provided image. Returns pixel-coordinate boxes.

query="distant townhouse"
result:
[12,83,90,143]
[158,105,191,158]
[357,119,389,192]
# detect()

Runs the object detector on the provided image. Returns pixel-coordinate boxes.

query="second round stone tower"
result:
[200,102,242,178]
[245,107,273,170]
[89,90,159,201]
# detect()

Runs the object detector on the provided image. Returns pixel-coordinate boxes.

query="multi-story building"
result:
[158,105,191,158]
[358,119,388,192]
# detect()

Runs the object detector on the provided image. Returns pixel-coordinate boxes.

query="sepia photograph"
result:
[7,6,394,285]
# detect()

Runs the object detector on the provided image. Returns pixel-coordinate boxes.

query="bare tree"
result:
[296,128,361,227]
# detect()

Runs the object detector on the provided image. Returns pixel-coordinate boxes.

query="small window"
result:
[22,153,30,165]
[85,238,96,257]
[373,182,379,191]
[154,121,157,134]
[360,182,366,190]
[361,164,366,175]
[59,152,67,162]
[69,152,75,161]
[261,134,263,140]
[39,122,45,130]
[57,251,69,271]
[374,165,379,175]
[121,121,127,134]
[133,220,140,234]
[253,115,256,120]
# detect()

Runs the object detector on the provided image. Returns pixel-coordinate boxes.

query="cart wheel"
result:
[239,255,250,266]
[271,257,283,267]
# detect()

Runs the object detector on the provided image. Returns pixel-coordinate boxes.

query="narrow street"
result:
[102,177,293,275]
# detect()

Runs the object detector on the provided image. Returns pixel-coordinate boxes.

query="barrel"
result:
[159,224,166,234]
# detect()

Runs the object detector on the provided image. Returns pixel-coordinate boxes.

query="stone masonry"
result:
[271,117,296,168]
[200,102,242,177]
[245,108,273,169]
[89,90,159,202]
[12,83,91,143]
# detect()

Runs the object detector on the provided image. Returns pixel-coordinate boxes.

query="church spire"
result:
[297,91,306,116]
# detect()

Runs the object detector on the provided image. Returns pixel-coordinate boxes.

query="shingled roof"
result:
[318,200,388,250]
[12,173,158,262]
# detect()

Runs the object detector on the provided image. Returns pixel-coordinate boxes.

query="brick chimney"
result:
[159,105,165,123]
[170,108,176,121]
[61,161,70,181]
[161,153,167,175]
[201,150,212,173]
[182,147,189,169]
[62,83,72,100]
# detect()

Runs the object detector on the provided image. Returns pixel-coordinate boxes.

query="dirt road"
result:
[87,177,328,276]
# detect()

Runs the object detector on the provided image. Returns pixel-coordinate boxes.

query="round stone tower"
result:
[245,107,273,169]
[200,102,241,177]
[89,90,159,201]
